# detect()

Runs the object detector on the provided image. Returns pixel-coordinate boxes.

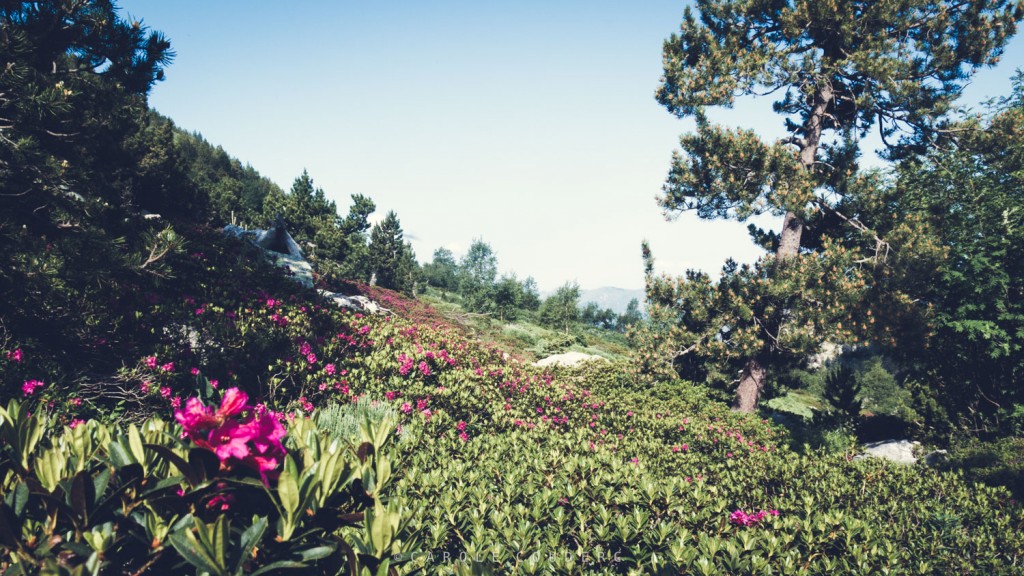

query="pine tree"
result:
[649,0,1023,411]
[367,211,417,294]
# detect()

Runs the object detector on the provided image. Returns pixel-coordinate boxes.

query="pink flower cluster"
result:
[22,380,44,396]
[729,509,779,527]
[174,388,286,483]
[5,348,23,363]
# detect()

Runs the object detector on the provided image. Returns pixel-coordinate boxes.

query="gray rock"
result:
[268,253,314,288]
[856,439,919,465]
[923,449,949,466]
[317,290,388,315]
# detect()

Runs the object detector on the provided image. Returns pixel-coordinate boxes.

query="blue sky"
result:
[119,1,1024,292]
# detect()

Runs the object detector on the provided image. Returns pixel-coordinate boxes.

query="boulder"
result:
[533,352,607,368]
[923,449,949,467]
[855,439,919,465]
[317,290,388,315]
[255,216,303,258]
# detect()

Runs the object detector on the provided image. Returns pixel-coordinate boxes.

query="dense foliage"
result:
[643,0,1024,412]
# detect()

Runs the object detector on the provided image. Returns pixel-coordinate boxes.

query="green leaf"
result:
[233,517,268,575]
[145,443,199,486]
[248,560,309,576]
[169,529,223,576]
[13,482,29,517]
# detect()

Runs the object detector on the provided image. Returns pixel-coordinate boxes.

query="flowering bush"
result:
[0,396,413,575]
[174,387,286,483]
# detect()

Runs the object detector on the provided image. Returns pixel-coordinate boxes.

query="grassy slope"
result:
[416,288,631,363]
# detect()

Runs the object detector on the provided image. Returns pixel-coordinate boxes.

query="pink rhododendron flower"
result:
[69,419,85,429]
[325,363,336,375]
[191,367,200,375]
[456,421,467,431]
[209,379,219,389]
[145,356,157,369]
[210,420,254,461]
[160,386,172,399]
[160,362,175,372]
[729,509,777,527]
[21,380,44,396]
[418,361,431,376]
[171,396,181,409]
[207,493,233,511]
[6,349,23,363]
[458,431,469,442]
[306,353,317,364]
[400,402,412,414]
[173,388,285,484]
[218,388,249,418]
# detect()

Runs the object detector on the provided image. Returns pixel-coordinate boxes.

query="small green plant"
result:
[315,396,401,445]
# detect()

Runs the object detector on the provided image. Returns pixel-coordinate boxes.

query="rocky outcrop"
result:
[223,221,384,312]
[317,290,388,315]
[855,439,918,465]
[533,352,607,368]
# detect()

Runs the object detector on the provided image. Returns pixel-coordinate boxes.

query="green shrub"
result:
[0,397,413,575]
[943,436,1024,500]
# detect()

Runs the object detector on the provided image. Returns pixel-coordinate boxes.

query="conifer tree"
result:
[648,0,1022,410]
[367,211,417,294]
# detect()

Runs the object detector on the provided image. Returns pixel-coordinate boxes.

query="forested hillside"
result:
[2,1,1023,575]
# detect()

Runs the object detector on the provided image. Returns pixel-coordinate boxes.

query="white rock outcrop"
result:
[533,352,607,368]
[856,439,919,465]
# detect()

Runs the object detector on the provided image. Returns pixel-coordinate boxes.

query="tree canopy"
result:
[644,0,1024,411]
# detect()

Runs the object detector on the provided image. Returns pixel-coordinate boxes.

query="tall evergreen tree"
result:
[1,0,174,225]
[649,0,1023,411]
[520,277,542,311]
[367,211,417,294]
[493,274,524,322]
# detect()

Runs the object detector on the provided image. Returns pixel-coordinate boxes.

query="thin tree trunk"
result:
[733,358,767,413]
[733,83,833,411]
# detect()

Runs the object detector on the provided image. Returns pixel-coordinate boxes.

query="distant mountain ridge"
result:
[579,287,645,315]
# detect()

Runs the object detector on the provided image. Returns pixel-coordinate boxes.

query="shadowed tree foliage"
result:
[367,211,417,294]
[643,0,1023,411]
[423,247,459,292]
[834,77,1024,436]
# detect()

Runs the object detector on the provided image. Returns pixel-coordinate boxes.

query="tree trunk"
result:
[733,83,833,410]
[733,358,767,413]
[777,211,803,259]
